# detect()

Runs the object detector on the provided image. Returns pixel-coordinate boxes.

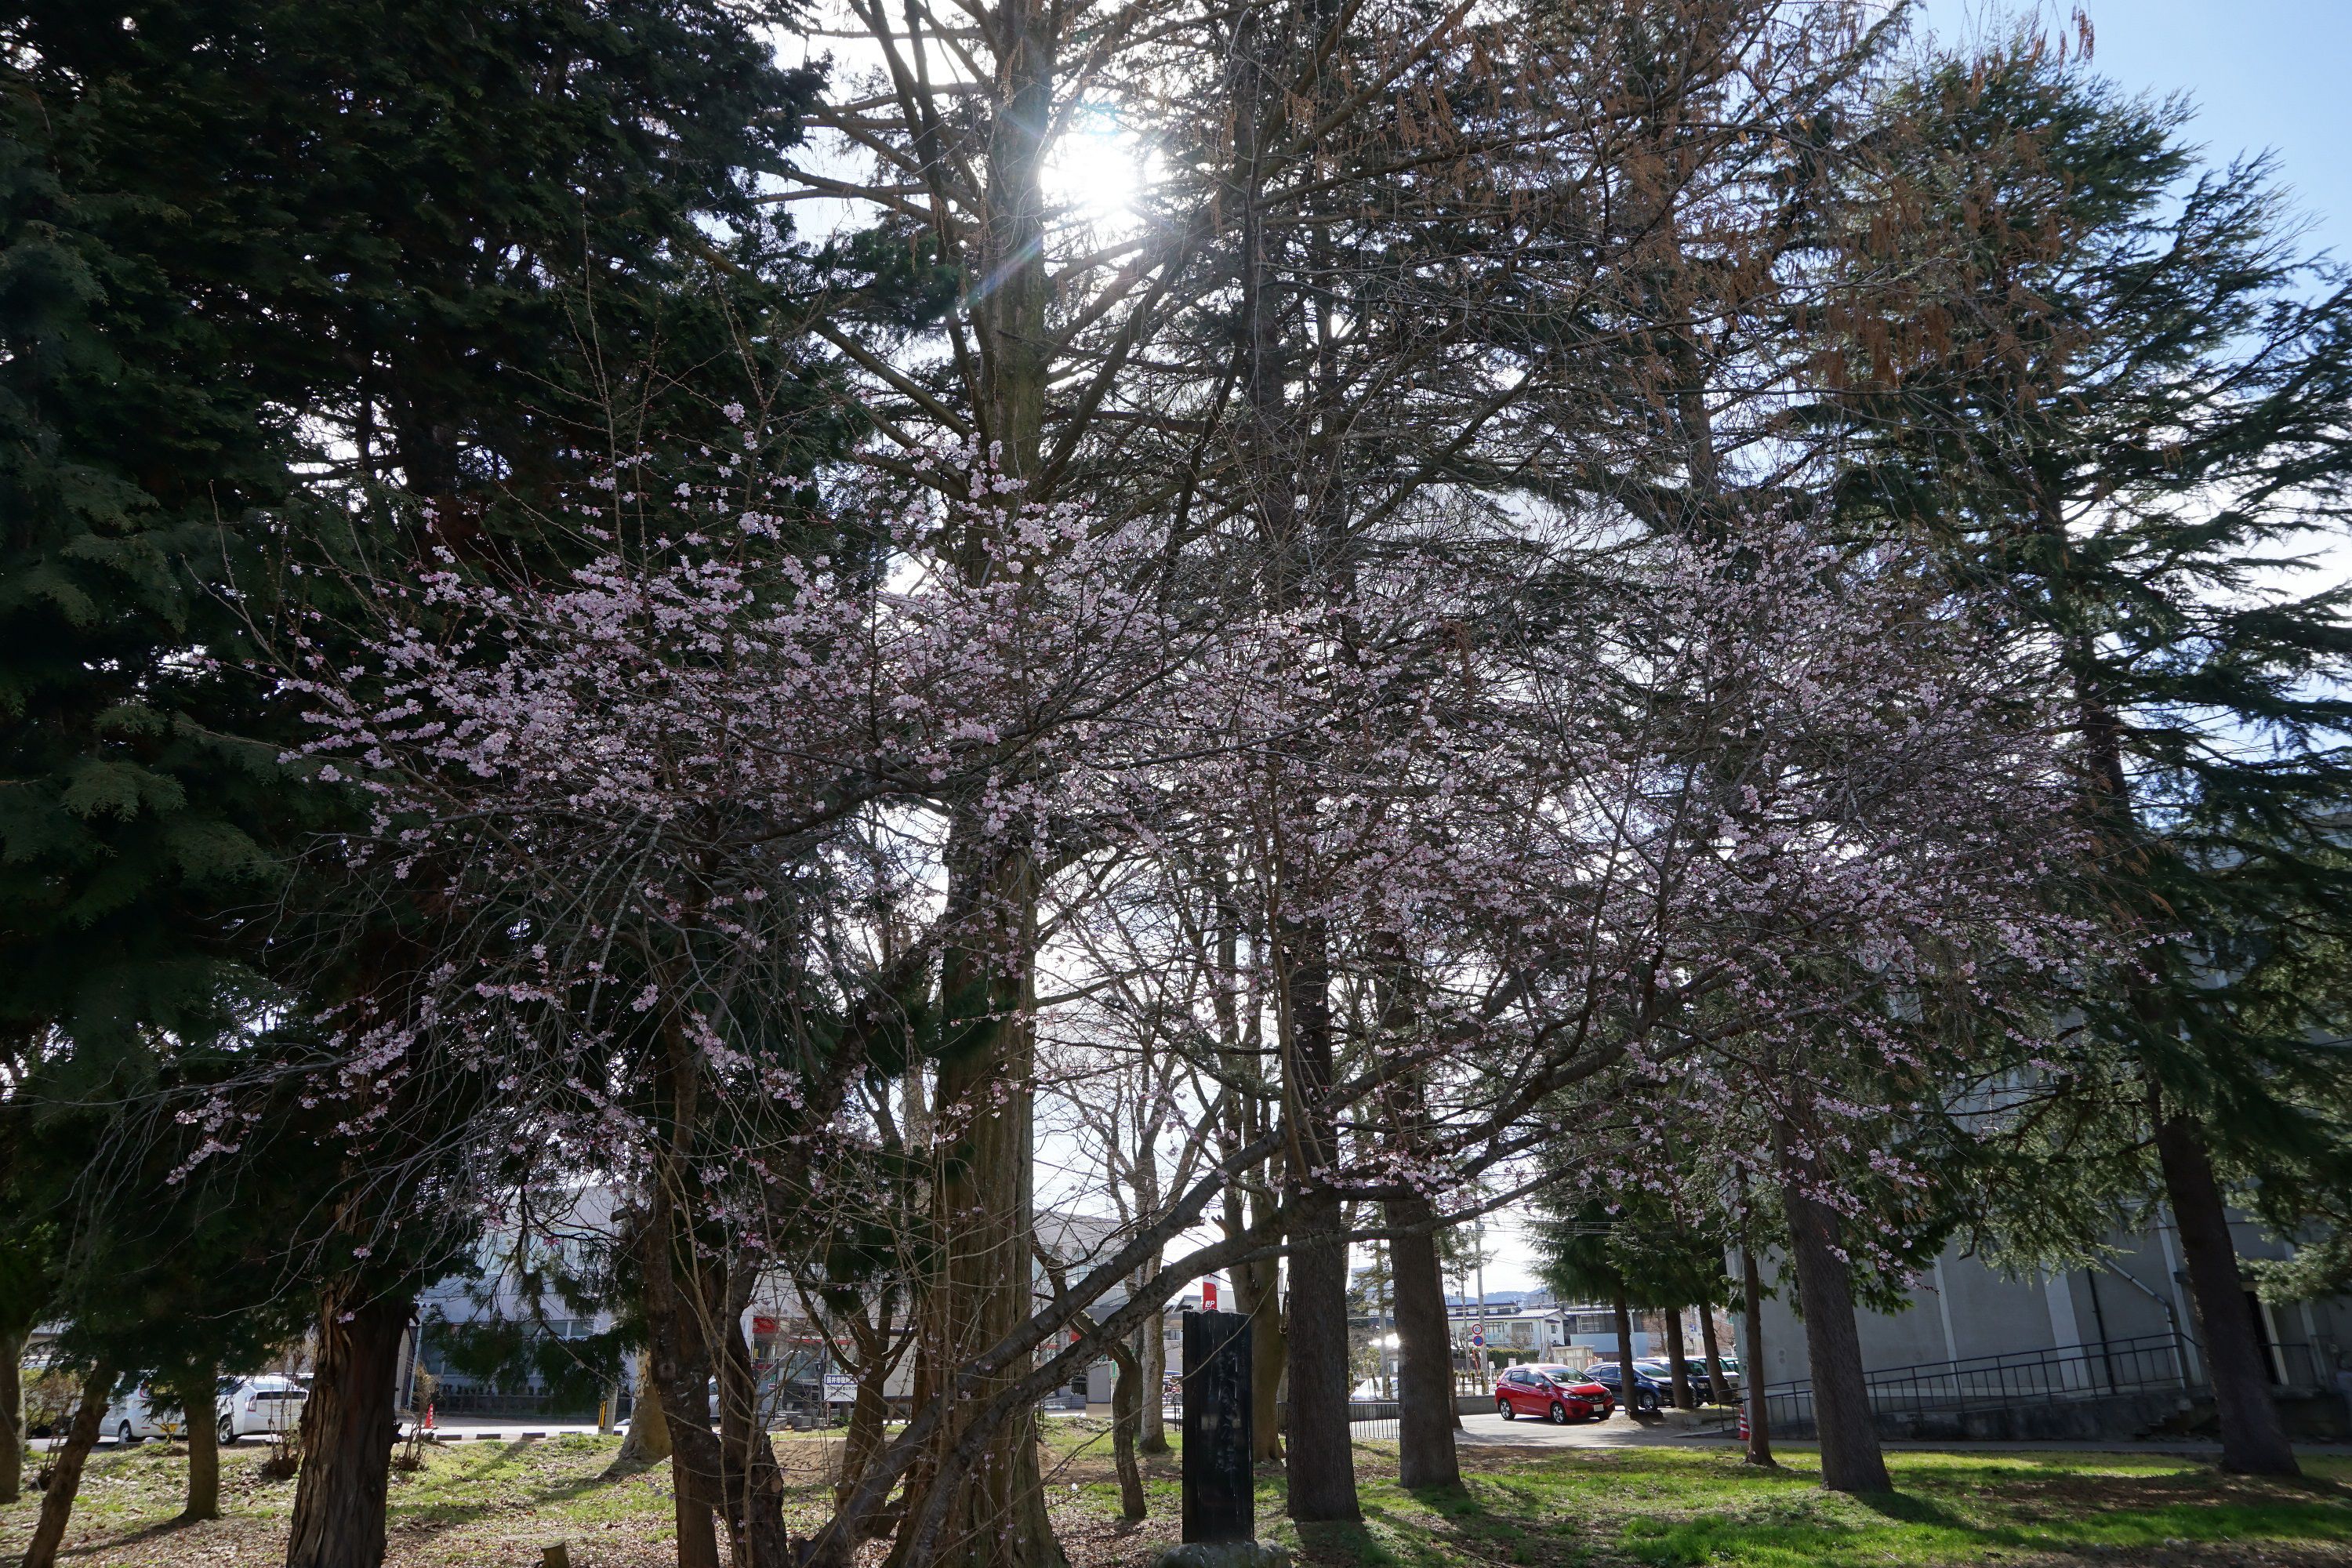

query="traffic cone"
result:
[424,1403,435,1432]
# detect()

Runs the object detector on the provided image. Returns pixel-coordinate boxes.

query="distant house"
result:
[1443,1302,1657,1363]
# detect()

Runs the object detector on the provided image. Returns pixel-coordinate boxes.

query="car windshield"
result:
[1544,1371,1581,1385]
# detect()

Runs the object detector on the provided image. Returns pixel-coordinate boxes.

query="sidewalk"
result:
[404,1416,612,1443]
[1451,1409,2352,1457]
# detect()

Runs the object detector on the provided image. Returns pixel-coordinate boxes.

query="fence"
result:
[424,1387,598,1417]
[1759,1331,2331,1432]
[1347,1400,1401,1442]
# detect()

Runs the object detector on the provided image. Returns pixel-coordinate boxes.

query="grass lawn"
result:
[1315,1443,2352,1568]
[2,1426,2346,1566]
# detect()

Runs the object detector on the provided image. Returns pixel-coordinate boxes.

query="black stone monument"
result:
[1180,1308,1254,1543]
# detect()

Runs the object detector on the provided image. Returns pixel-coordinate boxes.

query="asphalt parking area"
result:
[1454,1410,1722,1448]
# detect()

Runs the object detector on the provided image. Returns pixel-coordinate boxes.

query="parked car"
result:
[105,1381,188,1445]
[1633,1357,1724,1404]
[217,1374,308,1443]
[1573,1361,1667,1414]
[1494,1364,1613,1424]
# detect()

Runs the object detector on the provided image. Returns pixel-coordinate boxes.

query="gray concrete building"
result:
[1748,1210,2352,1439]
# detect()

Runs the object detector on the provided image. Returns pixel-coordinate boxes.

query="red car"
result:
[1494,1364,1613,1424]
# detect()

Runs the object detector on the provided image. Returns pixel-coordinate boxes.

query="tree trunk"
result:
[716,1287,793,1568]
[1700,1308,1726,1408]
[1283,1189,1356,1522]
[1276,907,1356,1524]
[1739,1250,1775,1468]
[0,1329,21,1506]
[1612,1290,1638,1417]
[837,1338,892,1508]
[2056,571,2300,1479]
[285,1290,408,1568]
[887,0,1067,1539]
[2153,1106,2299,1476]
[605,1353,671,1475]
[1229,1250,1286,1465]
[640,1225,724,1568]
[1106,1332,1146,1521]
[652,1345,724,1568]
[20,1361,111,1568]
[1138,1307,1169,1455]
[1664,1312,1693,1410]
[893,836,1065,1568]
[1780,1176,1889,1494]
[1385,1194,1461,1490]
[177,1362,220,1523]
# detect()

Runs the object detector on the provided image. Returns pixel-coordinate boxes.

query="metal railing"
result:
[1759,1332,2330,1432]
[424,1388,597,1417]
[1347,1400,1400,1442]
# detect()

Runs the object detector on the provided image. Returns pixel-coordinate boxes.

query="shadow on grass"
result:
[1293,1519,1403,1568]
[1855,1490,1966,1528]
[387,1438,630,1532]
[1355,1478,1573,1568]
[53,1512,218,1562]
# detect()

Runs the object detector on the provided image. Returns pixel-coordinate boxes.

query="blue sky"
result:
[1912,1,2351,262]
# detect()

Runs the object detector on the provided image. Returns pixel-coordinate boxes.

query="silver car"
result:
[103,1381,189,1445]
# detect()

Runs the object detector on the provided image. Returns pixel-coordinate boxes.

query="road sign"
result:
[822,1374,858,1405]
[1469,1330,1485,1349]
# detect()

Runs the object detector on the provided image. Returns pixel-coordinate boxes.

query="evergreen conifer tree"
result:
[5,5,851,1563]
[1828,42,2352,1476]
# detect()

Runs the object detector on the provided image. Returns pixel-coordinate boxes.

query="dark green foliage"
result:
[2,0,845,1094]
[2,1,858,1434]
[1532,1193,1727,1319]
[2,1058,312,1403]
[426,1316,625,1414]
[0,17,300,1079]
[1823,45,2352,1243]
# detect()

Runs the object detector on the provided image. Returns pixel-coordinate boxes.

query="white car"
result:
[104,1381,189,1445]
[107,1374,310,1445]
[216,1374,308,1443]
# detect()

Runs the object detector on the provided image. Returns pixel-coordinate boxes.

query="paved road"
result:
[1456,1410,1719,1449]
[1450,1410,2352,1458]
[42,1405,1120,1453]
[36,1419,618,1453]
